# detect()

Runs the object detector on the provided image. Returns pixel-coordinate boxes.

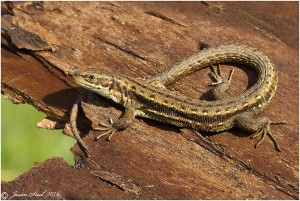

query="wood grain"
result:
[1,2,298,199]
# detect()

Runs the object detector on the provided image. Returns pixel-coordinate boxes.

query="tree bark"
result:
[1,2,298,199]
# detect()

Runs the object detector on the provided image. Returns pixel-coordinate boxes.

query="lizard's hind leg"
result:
[209,65,286,151]
[235,114,286,151]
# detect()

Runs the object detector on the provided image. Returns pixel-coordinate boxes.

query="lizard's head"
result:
[73,68,119,100]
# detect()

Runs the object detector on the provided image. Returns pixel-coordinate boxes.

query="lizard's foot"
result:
[94,118,117,141]
[93,108,135,141]
[209,64,234,86]
[209,64,234,100]
[250,120,286,152]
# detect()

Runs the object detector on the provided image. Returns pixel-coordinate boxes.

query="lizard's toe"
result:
[250,123,281,152]
[209,64,234,86]
[94,119,117,140]
[95,128,117,140]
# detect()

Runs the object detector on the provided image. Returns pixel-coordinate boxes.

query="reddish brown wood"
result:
[1,2,298,199]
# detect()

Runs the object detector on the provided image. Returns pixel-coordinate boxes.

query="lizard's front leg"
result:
[94,107,135,140]
[209,64,234,100]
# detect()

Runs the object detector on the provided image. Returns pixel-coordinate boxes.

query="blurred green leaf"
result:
[1,95,76,181]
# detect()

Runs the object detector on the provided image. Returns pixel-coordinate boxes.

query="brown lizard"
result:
[71,44,285,155]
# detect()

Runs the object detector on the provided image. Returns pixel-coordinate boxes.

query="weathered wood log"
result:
[1,2,298,199]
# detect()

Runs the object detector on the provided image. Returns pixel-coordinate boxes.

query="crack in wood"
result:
[91,170,141,195]
[92,35,148,62]
[144,11,186,28]
[200,1,209,7]
[1,42,30,62]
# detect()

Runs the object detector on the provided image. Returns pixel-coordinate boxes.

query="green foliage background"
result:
[1,96,75,181]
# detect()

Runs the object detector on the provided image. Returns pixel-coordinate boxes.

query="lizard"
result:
[71,44,285,155]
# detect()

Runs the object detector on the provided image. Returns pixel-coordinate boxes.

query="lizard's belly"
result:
[136,109,235,132]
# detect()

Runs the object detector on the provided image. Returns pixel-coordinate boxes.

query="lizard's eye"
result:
[87,75,95,82]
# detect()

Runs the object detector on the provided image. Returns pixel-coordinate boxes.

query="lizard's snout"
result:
[72,71,80,77]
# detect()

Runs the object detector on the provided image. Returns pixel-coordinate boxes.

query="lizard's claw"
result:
[209,64,234,86]
[250,121,286,152]
[94,118,117,141]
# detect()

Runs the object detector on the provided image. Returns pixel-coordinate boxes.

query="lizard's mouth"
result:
[73,77,84,85]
